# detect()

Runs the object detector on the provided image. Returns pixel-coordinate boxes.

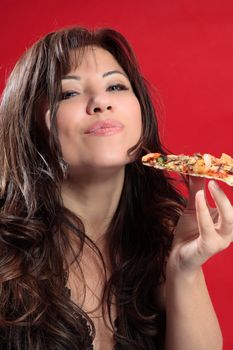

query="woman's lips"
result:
[84,119,124,136]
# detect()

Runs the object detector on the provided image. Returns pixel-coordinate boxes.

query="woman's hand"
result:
[167,177,233,277]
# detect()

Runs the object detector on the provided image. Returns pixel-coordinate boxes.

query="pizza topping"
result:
[141,152,233,186]
[203,153,212,167]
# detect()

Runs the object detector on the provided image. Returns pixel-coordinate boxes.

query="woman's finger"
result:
[208,180,233,236]
[195,190,215,240]
[194,189,228,257]
[186,176,207,210]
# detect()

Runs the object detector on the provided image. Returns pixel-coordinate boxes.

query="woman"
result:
[0,26,232,349]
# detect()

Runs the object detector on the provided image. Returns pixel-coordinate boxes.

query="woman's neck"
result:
[61,167,125,244]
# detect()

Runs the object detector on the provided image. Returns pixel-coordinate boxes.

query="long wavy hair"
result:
[0,26,185,349]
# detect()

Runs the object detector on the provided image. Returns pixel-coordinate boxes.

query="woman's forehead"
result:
[66,46,123,75]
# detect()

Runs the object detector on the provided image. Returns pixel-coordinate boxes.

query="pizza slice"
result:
[142,152,233,186]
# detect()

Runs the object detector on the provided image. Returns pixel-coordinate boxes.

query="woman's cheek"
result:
[57,104,80,130]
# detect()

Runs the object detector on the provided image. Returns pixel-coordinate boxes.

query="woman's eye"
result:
[60,91,79,100]
[107,84,129,92]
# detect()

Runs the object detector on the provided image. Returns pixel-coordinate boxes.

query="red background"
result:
[1,0,233,348]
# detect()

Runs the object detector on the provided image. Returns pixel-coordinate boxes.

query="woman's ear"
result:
[45,110,51,131]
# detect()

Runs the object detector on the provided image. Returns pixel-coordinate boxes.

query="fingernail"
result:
[210,180,219,190]
[199,189,205,197]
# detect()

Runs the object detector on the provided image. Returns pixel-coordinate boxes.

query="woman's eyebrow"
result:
[61,70,127,81]
[61,75,81,81]
[102,70,127,78]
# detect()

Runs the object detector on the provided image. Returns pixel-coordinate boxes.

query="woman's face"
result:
[47,46,142,173]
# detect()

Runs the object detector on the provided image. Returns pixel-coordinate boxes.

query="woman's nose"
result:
[86,96,112,115]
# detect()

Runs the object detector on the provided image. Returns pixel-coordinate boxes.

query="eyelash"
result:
[107,83,129,92]
[60,84,129,100]
[60,91,78,100]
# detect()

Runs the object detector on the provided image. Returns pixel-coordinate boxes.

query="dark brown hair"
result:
[0,26,185,349]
